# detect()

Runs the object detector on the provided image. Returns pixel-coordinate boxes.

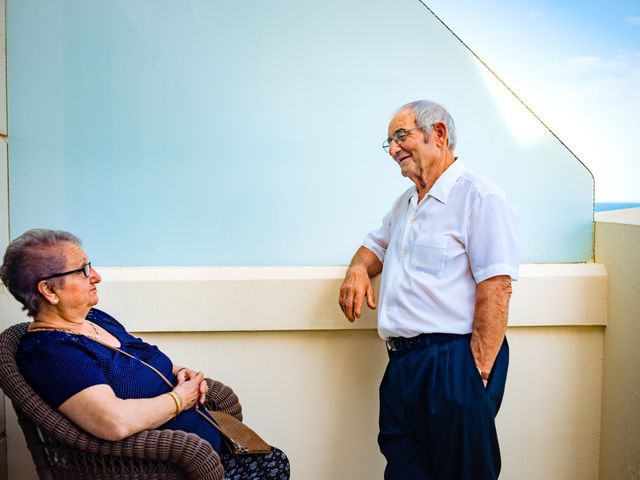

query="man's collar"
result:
[423,160,465,204]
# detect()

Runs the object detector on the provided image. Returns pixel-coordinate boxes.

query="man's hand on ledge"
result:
[339,264,377,322]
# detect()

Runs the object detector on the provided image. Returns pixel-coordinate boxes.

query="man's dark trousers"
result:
[378,333,509,479]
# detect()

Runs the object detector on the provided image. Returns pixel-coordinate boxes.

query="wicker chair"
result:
[0,322,243,480]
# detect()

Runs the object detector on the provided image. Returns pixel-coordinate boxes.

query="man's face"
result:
[386,110,436,181]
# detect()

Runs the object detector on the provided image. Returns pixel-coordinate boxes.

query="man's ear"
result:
[431,121,448,148]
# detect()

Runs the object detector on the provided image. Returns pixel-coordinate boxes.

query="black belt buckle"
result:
[386,333,460,352]
[386,336,420,351]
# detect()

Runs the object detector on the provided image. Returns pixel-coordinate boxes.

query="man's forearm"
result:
[470,275,513,375]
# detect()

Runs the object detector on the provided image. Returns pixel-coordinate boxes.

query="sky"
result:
[426,0,640,203]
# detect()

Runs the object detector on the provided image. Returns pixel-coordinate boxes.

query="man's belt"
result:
[386,332,463,352]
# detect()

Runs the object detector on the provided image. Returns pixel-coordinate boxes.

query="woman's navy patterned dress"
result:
[17,308,289,479]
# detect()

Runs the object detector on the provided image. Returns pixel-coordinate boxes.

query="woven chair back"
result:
[0,322,196,480]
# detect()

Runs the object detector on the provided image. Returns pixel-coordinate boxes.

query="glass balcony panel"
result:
[7,0,593,264]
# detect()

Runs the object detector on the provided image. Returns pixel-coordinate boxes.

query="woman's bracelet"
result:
[167,391,183,417]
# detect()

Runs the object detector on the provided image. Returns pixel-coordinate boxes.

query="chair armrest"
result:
[45,424,225,480]
[205,378,243,421]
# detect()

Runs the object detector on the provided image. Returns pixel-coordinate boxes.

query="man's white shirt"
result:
[363,161,520,340]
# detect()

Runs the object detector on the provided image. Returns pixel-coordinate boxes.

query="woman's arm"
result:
[58,370,205,441]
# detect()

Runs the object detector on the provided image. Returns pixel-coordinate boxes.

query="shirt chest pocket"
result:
[411,235,448,275]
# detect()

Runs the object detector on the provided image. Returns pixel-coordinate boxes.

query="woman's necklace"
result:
[29,321,101,339]
[87,321,101,338]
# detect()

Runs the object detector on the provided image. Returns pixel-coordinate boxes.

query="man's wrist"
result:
[477,367,490,381]
[348,262,368,274]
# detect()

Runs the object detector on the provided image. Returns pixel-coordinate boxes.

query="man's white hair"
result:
[397,100,457,150]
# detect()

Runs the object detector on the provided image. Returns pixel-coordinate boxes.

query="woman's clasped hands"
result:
[173,368,208,409]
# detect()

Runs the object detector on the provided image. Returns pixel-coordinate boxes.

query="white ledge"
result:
[510,263,606,327]
[595,208,640,226]
[72,263,608,332]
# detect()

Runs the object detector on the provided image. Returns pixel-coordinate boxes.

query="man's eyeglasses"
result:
[382,127,423,152]
[39,262,92,281]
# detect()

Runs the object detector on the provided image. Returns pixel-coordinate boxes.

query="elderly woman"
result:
[0,229,289,479]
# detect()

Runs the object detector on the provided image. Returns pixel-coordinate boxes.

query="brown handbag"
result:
[206,410,272,455]
[84,333,272,455]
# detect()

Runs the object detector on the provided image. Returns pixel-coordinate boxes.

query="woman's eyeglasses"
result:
[39,262,92,281]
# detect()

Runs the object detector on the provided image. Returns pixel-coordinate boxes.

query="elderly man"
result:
[339,100,519,479]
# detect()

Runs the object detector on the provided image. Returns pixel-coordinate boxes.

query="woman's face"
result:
[53,242,102,313]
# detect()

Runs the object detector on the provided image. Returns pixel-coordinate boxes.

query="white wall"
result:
[596,209,640,480]
[1,264,607,480]
[1,0,10,477]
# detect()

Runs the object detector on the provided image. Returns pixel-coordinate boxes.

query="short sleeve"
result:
[467,192,520,283]
[363,208,393,263]
[18,336,109,408]
[363,187,415,263]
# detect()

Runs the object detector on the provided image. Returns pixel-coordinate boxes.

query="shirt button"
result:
[409,218,415,224]
[401,248,408,256]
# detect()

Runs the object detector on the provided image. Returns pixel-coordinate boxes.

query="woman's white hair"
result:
[0,229,81,317]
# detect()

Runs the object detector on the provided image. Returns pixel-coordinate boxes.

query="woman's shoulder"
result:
[17,327,112,409]
[17,328,107,375]
[19,327,101,354]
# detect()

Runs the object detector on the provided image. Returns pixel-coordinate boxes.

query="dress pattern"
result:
[221,447,290,479]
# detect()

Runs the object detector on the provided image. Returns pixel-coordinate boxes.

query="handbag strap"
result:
[90,337,223,432]
[91,336,176,389]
